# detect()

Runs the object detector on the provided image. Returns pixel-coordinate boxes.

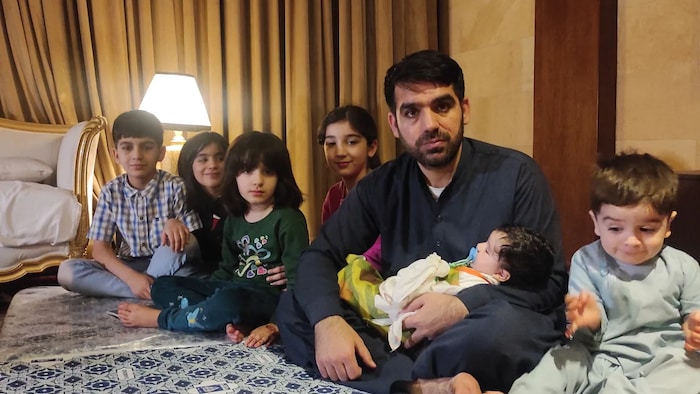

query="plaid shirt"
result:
[88,170,202,258]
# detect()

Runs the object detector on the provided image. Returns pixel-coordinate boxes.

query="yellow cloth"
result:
[337,253,497,351]
[338,254,388,334]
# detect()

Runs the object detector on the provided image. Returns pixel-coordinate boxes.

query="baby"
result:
[338,225,554,350]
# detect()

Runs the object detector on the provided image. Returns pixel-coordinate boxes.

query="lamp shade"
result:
[139,72,211,131]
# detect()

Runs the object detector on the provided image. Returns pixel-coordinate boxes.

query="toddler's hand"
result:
[565,291,601,338]
[683,310,700,352]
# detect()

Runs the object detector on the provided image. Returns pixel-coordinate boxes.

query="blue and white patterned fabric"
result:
[0,287,365,393]
[0,344,365,393]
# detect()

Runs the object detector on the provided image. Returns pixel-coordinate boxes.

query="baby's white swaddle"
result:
[373,252,497,351]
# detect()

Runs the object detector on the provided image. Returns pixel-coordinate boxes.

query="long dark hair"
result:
[177,132,228,211]
[317,105,381,169]
[221,131,303,216]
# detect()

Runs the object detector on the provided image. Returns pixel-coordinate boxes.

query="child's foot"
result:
[243,323,280,348]
[407,372,482,394]
[226,323,249,343]
[117,302,159,328]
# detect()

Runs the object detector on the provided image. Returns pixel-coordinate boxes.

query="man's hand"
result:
[565,291,601,338]
[683,310,700,352]
[314,315,376,381]
[162,218,190,252]
[402,293,468,349]
[266,265,287,288]
[123,271,154,300]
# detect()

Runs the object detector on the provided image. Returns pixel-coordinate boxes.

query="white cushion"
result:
[0,157,54,182]
[0,181,81,247]
[0,128,62,186]
[56,121,87,191]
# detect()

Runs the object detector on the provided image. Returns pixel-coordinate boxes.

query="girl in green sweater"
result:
[118,131,308,348]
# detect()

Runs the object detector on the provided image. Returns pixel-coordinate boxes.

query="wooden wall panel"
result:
[667,172,700,261]
[533,0,617,262]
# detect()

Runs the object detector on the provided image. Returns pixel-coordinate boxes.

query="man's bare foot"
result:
[226,323,249,343]
[408,372,482,394]
[117,302,159,328]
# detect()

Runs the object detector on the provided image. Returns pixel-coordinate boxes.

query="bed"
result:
[0,116,107,283]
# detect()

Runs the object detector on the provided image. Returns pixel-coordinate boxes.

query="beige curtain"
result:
[337,0,438,164]
[0,0,117,190]
[0,0,439,238]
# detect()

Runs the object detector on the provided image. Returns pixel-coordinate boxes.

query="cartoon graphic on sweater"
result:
[234,234,271,278]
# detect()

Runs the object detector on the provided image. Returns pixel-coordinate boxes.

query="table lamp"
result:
[139,72,211,174]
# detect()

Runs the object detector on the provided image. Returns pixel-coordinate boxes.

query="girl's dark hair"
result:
[495,225,553,289]
[221,131,303,216]
[317,105,381,169]
[177,131,228,210]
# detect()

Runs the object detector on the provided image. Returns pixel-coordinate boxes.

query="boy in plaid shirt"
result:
[58,110,202,299]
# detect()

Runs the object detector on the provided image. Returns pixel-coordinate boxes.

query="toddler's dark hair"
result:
[591,152,677,215]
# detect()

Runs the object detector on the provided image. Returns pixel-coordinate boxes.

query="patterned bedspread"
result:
[0,286,365,393]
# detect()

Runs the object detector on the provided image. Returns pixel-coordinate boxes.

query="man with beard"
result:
[276,50,567,394]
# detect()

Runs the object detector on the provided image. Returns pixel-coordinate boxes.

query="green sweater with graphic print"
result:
[211,207,308,294]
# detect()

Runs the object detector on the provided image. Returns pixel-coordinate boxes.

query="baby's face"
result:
[471,230,508,275]
[590,203,674,265]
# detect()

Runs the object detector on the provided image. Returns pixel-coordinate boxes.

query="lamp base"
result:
[171,130,186,144]
[160,145,182,175]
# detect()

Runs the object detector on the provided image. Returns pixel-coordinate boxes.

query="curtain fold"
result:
[0,0,439,239]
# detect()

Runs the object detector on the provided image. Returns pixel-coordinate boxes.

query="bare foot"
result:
[117,302,159,328]
[226,323,248,343]
[243,323,279,348]
[408,372,482,394]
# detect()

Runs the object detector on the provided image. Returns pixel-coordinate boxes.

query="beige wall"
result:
[447,0,535,156]
[617,0,700,171]
[448,0,700,171]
